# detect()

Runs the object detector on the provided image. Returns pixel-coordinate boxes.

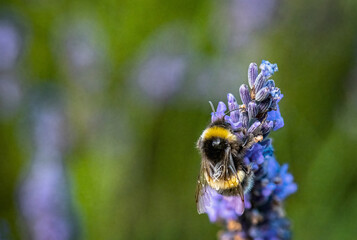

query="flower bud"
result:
[239,110,248,128]
[255,87,270,102]
[248,63,258,88]
[248,102,258,119]
[254,73,265,93]
[231,110,239,123]
[239,84,251,106]
[227,93,239,111]
[217,101,227,113]
[248,120,261,133]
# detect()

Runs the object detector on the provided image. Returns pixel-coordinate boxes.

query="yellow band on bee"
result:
[202,126,237,142]
[205,170,245,190]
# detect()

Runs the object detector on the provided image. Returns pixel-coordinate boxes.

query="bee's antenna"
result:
[223,109,238,118]
[209,101,242,119]
[208,101,216,113]
[223,110,231,117]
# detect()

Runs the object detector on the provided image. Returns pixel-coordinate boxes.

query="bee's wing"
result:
[195,154,246,216]
[195,161,213,214]
[231,194,245,216]
[195,174,245,216]
[227,150,245,202]
[222,150,246,215]
[237,184,245,202]
[195,182,212,214]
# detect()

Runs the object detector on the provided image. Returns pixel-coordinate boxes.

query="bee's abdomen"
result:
[204,170,246,192]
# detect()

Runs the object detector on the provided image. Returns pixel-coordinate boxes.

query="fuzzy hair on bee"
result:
[195,116,263,214]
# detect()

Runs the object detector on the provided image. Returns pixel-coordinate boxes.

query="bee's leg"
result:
[228,153,243,188]
[243,133,263,149]
[228,154,236,172]
[243,113,267,147]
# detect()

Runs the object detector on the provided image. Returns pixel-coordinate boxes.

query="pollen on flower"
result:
[254,135,263,142]
[227,221,242,231]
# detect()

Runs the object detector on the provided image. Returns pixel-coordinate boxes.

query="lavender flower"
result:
[137,54,186,101]
[210,0,278,50]
[0,20,22,70]
[17,90,79,240]
[55,19,108,92]
[132,24,188,104]
[201,61,297,240]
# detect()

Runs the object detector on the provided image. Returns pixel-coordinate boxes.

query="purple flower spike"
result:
[247,102,258,119]
[254,73,266,93]
[248,63,258,88]
[255,87,270,102]
[200,61,295,240]
[17,94,78,240]
[239,84,251,106]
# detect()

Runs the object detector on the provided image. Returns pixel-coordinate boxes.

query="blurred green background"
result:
[1,0,357,239]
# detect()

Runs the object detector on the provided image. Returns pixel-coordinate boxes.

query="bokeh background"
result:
[1,0,357,239]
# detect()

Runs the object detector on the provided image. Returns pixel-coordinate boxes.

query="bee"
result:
[195,104,263,214]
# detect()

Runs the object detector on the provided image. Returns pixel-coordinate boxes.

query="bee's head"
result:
[199,124,237,163]
[201,137,228,163]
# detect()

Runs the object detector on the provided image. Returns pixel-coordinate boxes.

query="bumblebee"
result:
[195,115,263,214]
